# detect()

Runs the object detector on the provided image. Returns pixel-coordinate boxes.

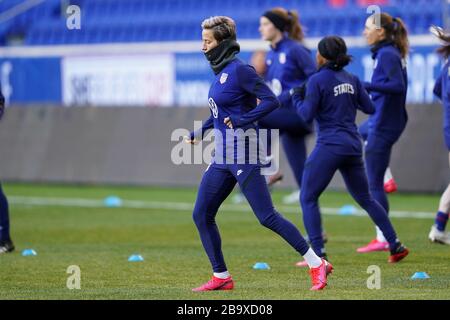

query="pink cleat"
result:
[309,259,333,291]
[296,259,333,276]
[357,239,389,253]
[384,178,398,193]
[192,276,234,292]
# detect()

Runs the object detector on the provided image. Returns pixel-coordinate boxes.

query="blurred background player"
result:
[231,49,285,204]
[188,16,331,292]
[292,35,409,263]
[0,85,14,255]
[258,7,315,205]
[250,50,268,77]
[357,13,410,253]
[428,26,450,245]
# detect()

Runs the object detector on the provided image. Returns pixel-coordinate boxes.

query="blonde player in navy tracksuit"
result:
[291,36,409,263]
[0,85,14,254]
[428,26,450,245]
[187,16,332,292]
[357,13,410,253]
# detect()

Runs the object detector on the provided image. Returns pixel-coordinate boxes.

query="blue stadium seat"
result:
[0,0,443,46]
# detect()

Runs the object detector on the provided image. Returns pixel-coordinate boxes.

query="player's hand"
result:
[362,81,372,92]
[290,84,306,100]
[184,135,198,145]
[224,117,233,129]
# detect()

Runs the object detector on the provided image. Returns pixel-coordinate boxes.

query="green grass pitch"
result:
[0,183,449,300]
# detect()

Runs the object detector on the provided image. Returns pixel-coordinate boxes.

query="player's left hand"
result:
[290,84,306,100]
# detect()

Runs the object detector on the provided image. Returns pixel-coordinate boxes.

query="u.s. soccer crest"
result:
[220,73,228,84]
[279,52,286,64]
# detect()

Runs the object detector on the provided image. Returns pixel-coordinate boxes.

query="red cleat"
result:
[192,276,234,292]
[384,178,398,193]
[388,245,409,263]
[309,259,333,291]
[296,259,333,276]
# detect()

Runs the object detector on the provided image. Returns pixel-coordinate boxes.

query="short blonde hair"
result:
[201,16,236,42]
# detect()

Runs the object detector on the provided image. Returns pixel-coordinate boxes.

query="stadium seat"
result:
[0,0,443,46]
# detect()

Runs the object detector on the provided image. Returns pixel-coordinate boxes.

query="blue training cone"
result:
[253,262,270,270]
[104,196,122,208]
[128,254,144,262]
[339,204,357,215]
[411,272,430,279]
[22,249,37,256]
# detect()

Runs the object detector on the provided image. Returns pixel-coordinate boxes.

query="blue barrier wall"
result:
[0,57,61,104]
[0,44,441,107]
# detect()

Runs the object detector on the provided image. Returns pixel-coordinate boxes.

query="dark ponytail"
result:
[267,7,304,42]
[431,25,450,58]
[335,53,352,69]
[286,10,304,42]
[372,13,409,58]
[391,17,409,59]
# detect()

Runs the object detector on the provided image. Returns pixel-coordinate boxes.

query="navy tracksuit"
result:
[258,37,315,188]
[359,41,408,213]
[0,184,10,243]
[434,59,450,151]
[191,58,310,273]
[292,63,399,257]
[433,59,450,231]
[0,87,10,243]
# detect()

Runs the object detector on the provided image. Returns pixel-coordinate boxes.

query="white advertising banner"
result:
[62,54,175,107]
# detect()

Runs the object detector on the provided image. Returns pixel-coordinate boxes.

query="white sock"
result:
[376,226,387,242]
[303,248,323,269]
[384,167,393,183]
[214,271,230,279]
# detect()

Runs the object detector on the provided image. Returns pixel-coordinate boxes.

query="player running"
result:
[291,35,409,263]
[187,16,332,292]
[0,84,14,255]
[258,7,315,205]
[356,13,410,253]
[428,26,450,245]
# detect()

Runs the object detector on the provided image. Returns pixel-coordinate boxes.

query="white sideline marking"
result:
[8,196,435,219]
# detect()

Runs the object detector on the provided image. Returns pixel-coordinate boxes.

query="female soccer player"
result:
[357,13,409,253]
[0,88,14,254]
[258,7,316,204]
[187,16,331,291]
[292,35,409,263]
[231,49,283,205]
[428,26,450,245]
